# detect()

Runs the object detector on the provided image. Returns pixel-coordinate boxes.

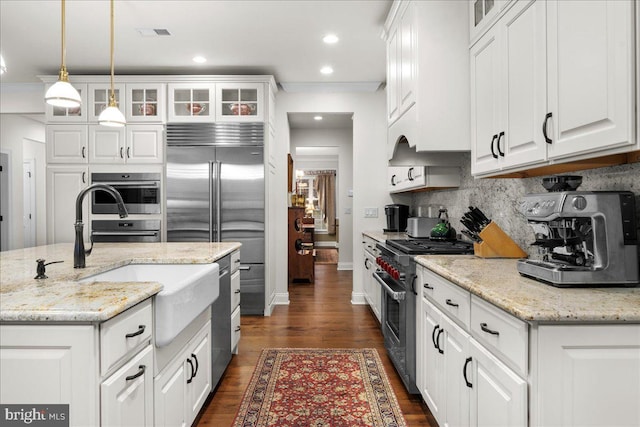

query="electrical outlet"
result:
[364,208,378,218]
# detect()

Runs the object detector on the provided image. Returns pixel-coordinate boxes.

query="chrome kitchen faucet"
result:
[74,184,128,268]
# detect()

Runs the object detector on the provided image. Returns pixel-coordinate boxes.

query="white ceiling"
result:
[0,0,392,89]
[288,112,353,129]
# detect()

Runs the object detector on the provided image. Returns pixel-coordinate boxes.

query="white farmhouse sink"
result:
[81,263,219,347]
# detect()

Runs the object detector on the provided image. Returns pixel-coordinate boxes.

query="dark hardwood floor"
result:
[197,264,436,426]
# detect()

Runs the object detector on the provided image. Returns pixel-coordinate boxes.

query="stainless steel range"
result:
[374,238,474,394]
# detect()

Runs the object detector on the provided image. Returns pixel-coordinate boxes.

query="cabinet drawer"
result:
[422,267,470,329]
[470,295,527,376]
[231,250,241,273]
[230,270,241,311]
[362,235,380,257]
[100,299,153,376]
[231,306,241,354]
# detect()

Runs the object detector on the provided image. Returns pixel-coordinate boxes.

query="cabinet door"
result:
[470,27,501,175]
[405,166,426,190]
[216,83,264,121]
[535,324,640,427]
[547,0,635,159]
[154,355,187,427]
[126,125,164,164]
[470,0,506,42]
[230,269,241,312]
[88,124,126,164]
[46,165,89,244]
[388,166,406,192]
[420,298,445,424]
[45,83,88,122]
[186,323,212,424]
[499,0,547,169]
[88,84,125,123]
[442,315,471,427]
[398,2,416,115]
[126,84,164,123]
[387,24,400,123]
[469,338,527,427]
[0,325,97,426]
[101,345,154,427]
[46,124,88,163]
[231,307,241,355]
[168,83,216,122]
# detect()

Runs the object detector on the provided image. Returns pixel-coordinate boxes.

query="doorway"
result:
[23,159,36,248]
[0,152,9,251]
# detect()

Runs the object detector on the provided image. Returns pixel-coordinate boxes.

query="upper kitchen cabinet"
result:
[46,124,88,164]
[216,83,264,122]
[88,84,125,123]
[126,84,165,123]
[383,0,470,159]
[88,124,163,164]
[471,0,547,176]
[45,83,88,122]
[469,0,510,44]
[167,83,216,122]
[471,0,636,177]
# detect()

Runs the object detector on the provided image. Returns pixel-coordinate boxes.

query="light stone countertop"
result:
[416,255,640,323]
[0,242,241,323]
[362,230,407,242]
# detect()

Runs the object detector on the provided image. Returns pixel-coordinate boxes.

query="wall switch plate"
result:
[364,208,378,218]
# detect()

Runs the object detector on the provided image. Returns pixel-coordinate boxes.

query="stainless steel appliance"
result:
[407,217,438,238]
[211,254,232,388]
[384,204,409,232]
[91,172,161,214]
[91,220,161,243]
[517,190,639,286]
[166,123,265,315]
[373,238,474,394]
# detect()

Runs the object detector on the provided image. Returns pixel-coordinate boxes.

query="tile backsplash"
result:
[411,153,640,256]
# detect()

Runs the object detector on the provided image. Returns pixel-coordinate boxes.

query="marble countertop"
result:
[416,255,640,322]
[362,230,407,242]
[0,242,241,323]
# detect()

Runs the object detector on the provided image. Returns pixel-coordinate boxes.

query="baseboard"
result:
[351,292,367,305]
[337,262,353,271]
[273,292,290,306]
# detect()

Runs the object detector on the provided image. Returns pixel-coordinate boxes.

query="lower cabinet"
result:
[101,345,154,427]
[362,235,381,323]
[154,320,212,427]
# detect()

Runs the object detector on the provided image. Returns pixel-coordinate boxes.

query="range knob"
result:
[376,256,382,266]
[572,196,587,210]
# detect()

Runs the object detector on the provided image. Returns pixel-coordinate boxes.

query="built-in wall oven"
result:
[91,220,161,243]
[91,172,161,215]
[374,238,474,395]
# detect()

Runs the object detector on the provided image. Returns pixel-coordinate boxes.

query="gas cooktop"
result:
[386,238,474,255]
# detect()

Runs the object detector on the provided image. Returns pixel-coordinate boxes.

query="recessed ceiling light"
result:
[314,116,323,121]
[323,34,339,44]
[193,56,207,64]
[320,66,334,75]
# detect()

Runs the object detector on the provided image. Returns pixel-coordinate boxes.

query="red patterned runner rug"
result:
[232,348,408,427]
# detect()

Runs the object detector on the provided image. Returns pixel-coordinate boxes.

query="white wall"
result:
[0,114,46,250]
[290,127,353,268]
[274,91,391,305]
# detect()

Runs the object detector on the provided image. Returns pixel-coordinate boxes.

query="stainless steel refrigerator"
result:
[166,123,265,315]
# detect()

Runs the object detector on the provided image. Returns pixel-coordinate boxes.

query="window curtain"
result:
[314,173,336,235]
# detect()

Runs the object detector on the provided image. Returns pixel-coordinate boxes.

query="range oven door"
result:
[91,173,161,214]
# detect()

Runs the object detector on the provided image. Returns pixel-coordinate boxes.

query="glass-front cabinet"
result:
[126,84,164,122]
[469,0,508,42]
[45,83,88,122]
[167,83,215,122]
[216,83,264,121]
[88,83,125,122]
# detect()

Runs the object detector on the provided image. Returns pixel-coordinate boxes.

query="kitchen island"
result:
[0,241,241,427]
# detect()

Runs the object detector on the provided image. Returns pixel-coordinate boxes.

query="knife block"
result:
[473,221,527,259]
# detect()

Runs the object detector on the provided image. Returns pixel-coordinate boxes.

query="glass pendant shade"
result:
[98,99,126,127]
[45,71,82,108]
[0,55,7,75]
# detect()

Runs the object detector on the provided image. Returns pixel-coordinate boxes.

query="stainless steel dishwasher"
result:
[211,254,231,389]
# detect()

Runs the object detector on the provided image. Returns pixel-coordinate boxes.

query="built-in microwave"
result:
[91,172,161,214]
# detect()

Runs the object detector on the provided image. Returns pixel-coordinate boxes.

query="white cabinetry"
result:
[416,264,527,427]
[46,125,88,164]
[0,325,97,426]
[471,0,636,177]
[384,0,469,157]
[388,166,461,193]
[45,83,88,122]
[216,83,264,122]
[88,83,125,123]
[469,0,509,43]
[361,235,381,323]
[46,165,89,244]
[533,324,640,427]
[168,83,216,122]
[154,320,212,427]
[0,299,154,427]
[230,250,241,353]
[89,125,163,164]
[126,84,164,123]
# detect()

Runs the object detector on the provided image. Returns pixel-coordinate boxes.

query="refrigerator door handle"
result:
[211,161,222,242]
[209,161,215,242]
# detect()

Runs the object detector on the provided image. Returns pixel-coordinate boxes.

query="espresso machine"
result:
[517,184,639,286]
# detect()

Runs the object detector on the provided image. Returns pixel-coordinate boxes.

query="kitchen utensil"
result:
[541,175,582,192]
[187,103,206,115]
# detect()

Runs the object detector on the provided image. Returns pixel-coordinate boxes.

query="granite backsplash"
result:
[409,153,640,257]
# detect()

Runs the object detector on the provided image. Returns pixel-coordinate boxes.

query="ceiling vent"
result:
[136,28,171,37]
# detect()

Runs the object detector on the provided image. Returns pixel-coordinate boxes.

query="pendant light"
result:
[98,0,126,127]
[45,0,82,108]
[0,55,7,75]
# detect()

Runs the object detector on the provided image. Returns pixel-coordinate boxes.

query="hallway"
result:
[197,264,435,426]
